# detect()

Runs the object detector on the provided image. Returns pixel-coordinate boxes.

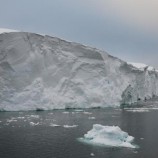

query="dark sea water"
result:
[0,107,158,158]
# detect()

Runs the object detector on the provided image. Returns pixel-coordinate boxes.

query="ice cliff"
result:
[0,31,158,111]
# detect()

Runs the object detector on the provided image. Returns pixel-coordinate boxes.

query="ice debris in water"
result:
[63,125,78,128]
[90,153,95,156]
[80,124,137,148]
[49,123,61,127]
[125,108,149,112]
[29,122,39,126]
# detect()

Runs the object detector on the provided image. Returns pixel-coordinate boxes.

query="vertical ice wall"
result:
[0,32,158,111]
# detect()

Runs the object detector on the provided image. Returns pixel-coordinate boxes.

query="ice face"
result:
[80,124,137,148]
[0,32,158,111]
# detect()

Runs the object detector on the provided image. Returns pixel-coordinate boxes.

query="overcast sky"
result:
[0,0,158,68]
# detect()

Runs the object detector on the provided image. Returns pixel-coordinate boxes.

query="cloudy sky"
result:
[0,0,158,67]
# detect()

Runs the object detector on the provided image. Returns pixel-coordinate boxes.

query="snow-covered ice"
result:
[128,62,156,71]
[79,124,137,148]
[0,28,18,34]
[0,31,158,111]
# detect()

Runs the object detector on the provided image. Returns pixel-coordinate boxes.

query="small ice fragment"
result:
[125,108,149,112]
[17,117,25,119]
[63,125,78,128]
[7,119,17,123]
[83,112,92,115]
[74,109,84,112]
[90,153,95,156]
[27,115,39,118]
[63,111,69,114]
[48,113,53,115]
[88,117,95,120]
[49,123,60,127]
[30,122,39,126]
[133,151,138,154]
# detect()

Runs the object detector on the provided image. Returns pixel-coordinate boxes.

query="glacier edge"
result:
[0,32,158,111]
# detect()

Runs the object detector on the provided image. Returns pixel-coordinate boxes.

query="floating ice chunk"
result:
[62,111,70,114]
[88,117,95,119]
[48,113,54,115]
[90,153,95,156]
[27,115,40,118]
[17,117,25,119]
[7,119,17,123]
[63,125,78,128]
[29,122,39,126]
[74,109,84,112]
[83,112,92,115]
[80,124,137,148]
[49,123,61,127]
[125,108,149,112]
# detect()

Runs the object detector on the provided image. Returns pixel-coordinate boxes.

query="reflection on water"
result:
[0,107,158,158]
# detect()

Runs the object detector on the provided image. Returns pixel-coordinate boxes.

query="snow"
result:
[128,62,156,71]
[0,28,18,34]
[0,31,158,111]
[80,124,137,148]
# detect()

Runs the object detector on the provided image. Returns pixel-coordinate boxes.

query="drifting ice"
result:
[80,124,137,148]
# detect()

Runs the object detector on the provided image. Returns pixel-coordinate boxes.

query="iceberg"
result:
[0,31,158,111]
[80,124,137,148]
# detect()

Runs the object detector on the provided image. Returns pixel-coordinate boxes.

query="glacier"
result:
[79,124,136,148]
[0,31,158,111]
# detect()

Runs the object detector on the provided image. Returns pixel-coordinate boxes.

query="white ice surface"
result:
[80,124,136,148]
[128,62,156,71]
[0,28,18,34]
[0,31,158,111]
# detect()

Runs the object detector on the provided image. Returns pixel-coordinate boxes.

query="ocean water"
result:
[0,107,158,158]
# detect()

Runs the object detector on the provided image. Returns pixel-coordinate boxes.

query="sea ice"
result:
[80,124,137,148]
